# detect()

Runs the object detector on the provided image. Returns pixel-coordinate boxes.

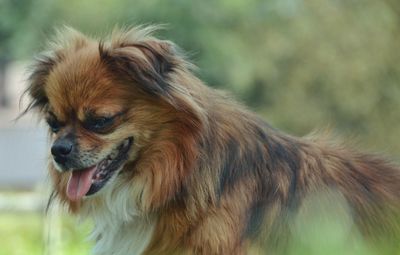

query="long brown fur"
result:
[25,26,400,255]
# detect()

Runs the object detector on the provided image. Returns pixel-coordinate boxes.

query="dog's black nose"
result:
[51,138,73,164]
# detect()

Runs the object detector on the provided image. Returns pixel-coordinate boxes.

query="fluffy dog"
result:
[24,26,400,255]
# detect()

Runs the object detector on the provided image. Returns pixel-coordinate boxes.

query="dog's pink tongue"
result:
[66,166,97,201]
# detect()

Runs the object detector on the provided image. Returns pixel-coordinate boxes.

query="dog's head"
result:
[24,27,205,213]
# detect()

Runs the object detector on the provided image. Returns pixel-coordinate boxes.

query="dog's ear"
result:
[99,38,178,101]
[21,27,89,116]
[21,52,56,115]
[134,40,175,79]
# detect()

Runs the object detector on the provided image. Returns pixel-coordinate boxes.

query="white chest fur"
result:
[81,183,156,255]
[90,216,155,255]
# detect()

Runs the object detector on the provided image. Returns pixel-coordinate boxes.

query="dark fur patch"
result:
[244,199,267,239]
[133,42,175,76]
[217,137,244,198]
[99,41,174,100]
[216,128,271,198]
[261,127,300,203]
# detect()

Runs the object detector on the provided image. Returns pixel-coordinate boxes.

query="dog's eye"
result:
[84,116,114,132]
[46,118,62,133]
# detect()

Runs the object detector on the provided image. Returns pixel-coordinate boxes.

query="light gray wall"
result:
[0,127,48,189]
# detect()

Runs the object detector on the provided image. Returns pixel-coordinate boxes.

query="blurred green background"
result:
[0,0,399,254]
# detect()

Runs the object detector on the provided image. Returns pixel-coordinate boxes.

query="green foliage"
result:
[0,213,42,255]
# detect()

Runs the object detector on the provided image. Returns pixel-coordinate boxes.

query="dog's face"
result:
[25,28,204,211]
[44,52,138,201]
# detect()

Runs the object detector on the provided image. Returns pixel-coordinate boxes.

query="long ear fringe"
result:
[17,53,55,120]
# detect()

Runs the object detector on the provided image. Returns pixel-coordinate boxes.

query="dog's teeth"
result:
[123,139,129,148]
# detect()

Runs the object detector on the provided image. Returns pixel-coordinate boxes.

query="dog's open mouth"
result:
[66,137,133,201]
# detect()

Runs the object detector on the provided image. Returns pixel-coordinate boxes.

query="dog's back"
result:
[144,89,400,254]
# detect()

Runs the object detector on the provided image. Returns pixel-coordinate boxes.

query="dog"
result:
[24,26,400,255]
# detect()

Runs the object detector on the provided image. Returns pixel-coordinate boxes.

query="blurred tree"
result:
[0,0,60,106]
[0,0,32,106]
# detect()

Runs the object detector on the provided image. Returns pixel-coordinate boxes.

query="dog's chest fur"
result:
[91,216,155,255]
[82,185,156,255]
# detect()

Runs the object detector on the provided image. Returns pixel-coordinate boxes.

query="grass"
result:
[0,212,92,255]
